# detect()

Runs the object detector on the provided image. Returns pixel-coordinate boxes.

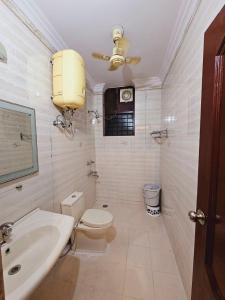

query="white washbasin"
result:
[1,209,74,300]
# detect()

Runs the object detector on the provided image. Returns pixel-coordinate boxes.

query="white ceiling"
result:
[34,0,184,88]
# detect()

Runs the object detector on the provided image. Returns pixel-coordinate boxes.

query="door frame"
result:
[0,254,4,300]
[192,5,225,300]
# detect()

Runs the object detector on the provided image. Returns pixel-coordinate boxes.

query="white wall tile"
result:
[2,2,225,299]
[0,3,96,223]
[94,89,161,204]
[160,1,225,298]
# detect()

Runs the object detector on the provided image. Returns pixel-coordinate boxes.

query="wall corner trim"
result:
[132,76,162,90]
[2,0,67,52]
[160,0,202,85]
[93,83,105,95]
[1,0,97,92]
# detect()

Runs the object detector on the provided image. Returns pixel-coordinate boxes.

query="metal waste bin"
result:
[143,184,161,216]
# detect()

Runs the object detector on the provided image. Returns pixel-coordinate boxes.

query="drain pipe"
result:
[59,223,78,258]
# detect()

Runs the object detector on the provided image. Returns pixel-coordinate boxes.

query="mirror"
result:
[0,100,38,183]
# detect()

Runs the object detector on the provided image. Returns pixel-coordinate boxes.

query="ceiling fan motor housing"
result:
[110,54,125,66]
[92,25,141,70]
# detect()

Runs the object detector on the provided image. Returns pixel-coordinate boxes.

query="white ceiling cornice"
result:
[93,83,105,95]
[132,76,162,90]
[1,0,97,92]
[2,0,67,51]
[160,0,202,85]
[86,73,98,93]
[2,0,202,91]
[92,76,162,93]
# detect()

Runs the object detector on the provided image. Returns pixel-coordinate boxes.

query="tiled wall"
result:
[160,0,225,298]
[0,3,96,224]
[94,89,161,205]
[2,1,225,298]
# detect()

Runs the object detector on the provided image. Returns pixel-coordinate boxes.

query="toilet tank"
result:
[61,192,85,224]
[52,49,86,109]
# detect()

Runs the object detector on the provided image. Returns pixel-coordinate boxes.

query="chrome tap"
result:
[0,222,14,245]
[87,170,99,178]
[87,160,95,166]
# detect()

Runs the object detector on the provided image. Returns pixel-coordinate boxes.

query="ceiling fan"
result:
[92,26,141,71]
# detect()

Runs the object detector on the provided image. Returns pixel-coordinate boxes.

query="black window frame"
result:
[103,86,135,137]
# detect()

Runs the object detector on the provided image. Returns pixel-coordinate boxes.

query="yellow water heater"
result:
[52,49,86,109]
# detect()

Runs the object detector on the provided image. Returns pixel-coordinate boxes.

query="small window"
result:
[103,86,135,136]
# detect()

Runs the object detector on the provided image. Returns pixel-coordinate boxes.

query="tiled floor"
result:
[29,202,187,300]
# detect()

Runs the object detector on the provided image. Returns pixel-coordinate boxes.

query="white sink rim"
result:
[1,209,74,300]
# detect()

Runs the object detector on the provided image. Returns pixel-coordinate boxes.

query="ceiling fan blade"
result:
[125,56,141,64]
[116,37,129,55]
[92,52,110,61]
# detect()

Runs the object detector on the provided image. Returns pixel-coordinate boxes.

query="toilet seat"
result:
[80,209,113,229]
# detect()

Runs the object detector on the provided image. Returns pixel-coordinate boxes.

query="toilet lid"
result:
[81,209,113,228]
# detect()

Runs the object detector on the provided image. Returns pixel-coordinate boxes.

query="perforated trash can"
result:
[143,184,161,216]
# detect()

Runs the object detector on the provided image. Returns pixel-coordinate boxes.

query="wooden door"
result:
[191,5,225,300]
[0,253,4,300]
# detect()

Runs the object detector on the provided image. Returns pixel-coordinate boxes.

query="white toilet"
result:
[61,192,113,252]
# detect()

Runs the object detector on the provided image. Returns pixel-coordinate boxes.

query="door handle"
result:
[188,209,206,225]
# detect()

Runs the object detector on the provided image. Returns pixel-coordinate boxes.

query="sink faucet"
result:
[0,222,14,245]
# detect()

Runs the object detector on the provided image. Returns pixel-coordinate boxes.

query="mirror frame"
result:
[0,99,39,184]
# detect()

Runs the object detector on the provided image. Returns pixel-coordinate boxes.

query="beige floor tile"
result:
[89,243,128,265]
[92,290,123,300]
[148,230,172,250]
[147,217,166,234]
[153,272,187,300]
[29,204,184,300]
[51,255,81,283]
[75,259,99,288]
[129,229,150,247]
[127,211,152,229]
[76,259,125,295]
[127,245,151,268]
[94,262,126,294]
[109,204,142,226]
[29,276,77,300]
[123,267,154,300]
[108,204,130,222]
[72,284,94,300]
[73,242,127,294]
[113,219,130,231]
[150,247,179,275]
[77,261,100,288]
[123,298,142,300]
[106,226,129,247]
